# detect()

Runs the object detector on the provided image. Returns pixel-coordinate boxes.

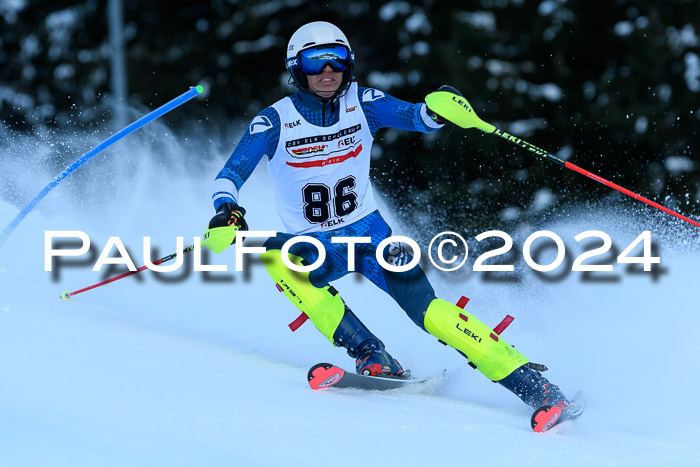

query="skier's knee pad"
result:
[260,249,344,343]
[423,298,529,381]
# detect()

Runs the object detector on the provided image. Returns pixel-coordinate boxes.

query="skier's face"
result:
[306,65,343,100]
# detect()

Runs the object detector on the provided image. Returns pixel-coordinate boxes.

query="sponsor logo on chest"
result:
[291,144,327,156]
[338,136,355,148]
[284,124,363,160]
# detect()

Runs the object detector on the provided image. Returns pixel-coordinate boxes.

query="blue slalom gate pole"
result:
[0,84,204,248]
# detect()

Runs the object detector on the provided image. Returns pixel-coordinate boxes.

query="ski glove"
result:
[426,87,497,131]
[425,85,464,125]
[209,203,248,231]
[203,203,248,254]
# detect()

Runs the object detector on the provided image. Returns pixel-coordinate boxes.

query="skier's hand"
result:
[203,203,248,253]
[426,86,495,132]
[209,203,248,231]
[425,85,463,124]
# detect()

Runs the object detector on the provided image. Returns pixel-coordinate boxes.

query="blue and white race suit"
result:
[212,82,443,326]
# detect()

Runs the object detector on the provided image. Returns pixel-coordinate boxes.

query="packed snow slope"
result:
[1,128,699,467]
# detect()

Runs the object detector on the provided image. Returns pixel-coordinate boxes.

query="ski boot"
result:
[497,362,569,409]
[355,340,405,377]
[333,306,405,377]
[500,363,585,432]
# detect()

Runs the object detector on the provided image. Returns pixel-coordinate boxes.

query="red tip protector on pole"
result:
[288,312,309,331]
[493,315,514,335]
[456,296,470,309]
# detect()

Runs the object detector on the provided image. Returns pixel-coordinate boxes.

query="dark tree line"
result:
[2,0,699,232]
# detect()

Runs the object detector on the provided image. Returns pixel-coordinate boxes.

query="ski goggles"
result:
[297,45,352,75]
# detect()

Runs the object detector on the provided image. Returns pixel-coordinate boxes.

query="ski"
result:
[530,391,585,433]
[307,362,442,391]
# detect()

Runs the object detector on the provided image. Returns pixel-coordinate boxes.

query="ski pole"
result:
[426,91,700,229]
[60,244,195,300]
[1,85,205,249]
[489,127,700,228]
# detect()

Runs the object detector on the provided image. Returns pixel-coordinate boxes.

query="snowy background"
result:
[2,1,699,231]
[2,1,700,465]
[1,122,699,466]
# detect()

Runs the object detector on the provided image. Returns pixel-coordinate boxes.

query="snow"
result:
[0,86,35,110]
[0,0,26,24]
[20,35,40,60]
[506,118,548,136]
[634,116,648,134]
[45,8,79,47]
[499,205,521,221]
[485,59,518,77]
[233,35,278,54]
[457,11,497,31]
[404,11,431,35]
[2,128,700,466]
[53,63,76,81]
[614,21,634,38]
[538,1,559,16]
[666,24,698,52]
[249,0,305,18]
[379,2,412,22]
[684,52,700,92]
[530,188,555,212]
[664,156,695,175]
[522,81,562,102]
[367,71,405,90]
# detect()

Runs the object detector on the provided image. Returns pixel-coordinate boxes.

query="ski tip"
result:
[531,405,563,433]
[307,363,345,390]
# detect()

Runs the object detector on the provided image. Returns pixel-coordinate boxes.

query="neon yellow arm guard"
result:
[425,90,496,133]
[202,224,240,254]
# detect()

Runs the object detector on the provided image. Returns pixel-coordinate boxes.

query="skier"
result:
[205,21,573,413]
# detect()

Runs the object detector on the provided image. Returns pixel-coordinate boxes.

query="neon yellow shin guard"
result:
[424,299,529,381]
[259,249,344,343]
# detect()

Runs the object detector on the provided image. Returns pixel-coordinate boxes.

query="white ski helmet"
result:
[285,21,355,96]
